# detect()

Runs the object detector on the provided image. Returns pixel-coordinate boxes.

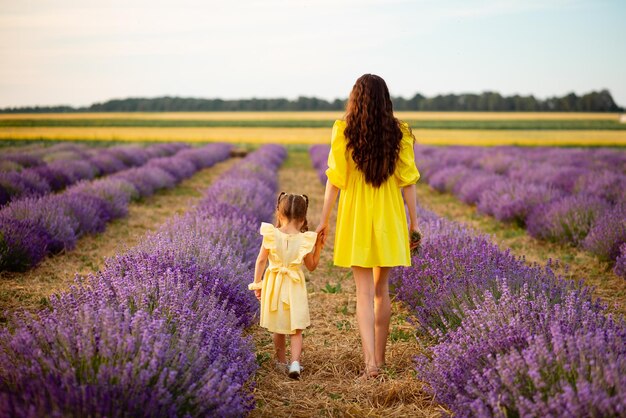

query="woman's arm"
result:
[402,184,421,249]
[316,179,340,240]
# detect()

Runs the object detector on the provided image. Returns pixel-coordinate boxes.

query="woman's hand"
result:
[409,223,422,251]
[316,223,329,245]
[254,289,261,301]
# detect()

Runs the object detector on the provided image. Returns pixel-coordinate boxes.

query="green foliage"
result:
[1,90,621,113]
[321,282,342,294]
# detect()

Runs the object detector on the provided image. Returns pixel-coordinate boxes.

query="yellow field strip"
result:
[0,112,621,121]
[1,127,625,146]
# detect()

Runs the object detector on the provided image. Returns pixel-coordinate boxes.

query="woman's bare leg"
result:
[373,266,392,368]
[290,330,303,363]
[273,333,287,363]
[352,266,377,375]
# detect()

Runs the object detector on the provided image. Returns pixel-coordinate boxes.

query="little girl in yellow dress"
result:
[248,192,324,379]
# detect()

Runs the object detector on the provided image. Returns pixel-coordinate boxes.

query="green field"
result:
[0,111,624,146]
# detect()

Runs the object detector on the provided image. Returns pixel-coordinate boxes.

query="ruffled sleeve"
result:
[325,120,348,189]
[395,123,421,187]
[260,222,276,250]
[248,281,263,290]
[295,231,317,263]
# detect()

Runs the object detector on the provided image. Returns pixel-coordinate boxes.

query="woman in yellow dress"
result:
[316,74,421,379]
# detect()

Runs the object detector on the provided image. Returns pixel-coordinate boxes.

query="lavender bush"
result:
[582,203,626,262]
[527,195,610,246]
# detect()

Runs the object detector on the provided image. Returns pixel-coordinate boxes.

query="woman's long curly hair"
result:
[344,74,411,187]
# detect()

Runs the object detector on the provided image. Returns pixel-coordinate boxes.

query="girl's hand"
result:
[315,231,326,248]
[254,289,261,301]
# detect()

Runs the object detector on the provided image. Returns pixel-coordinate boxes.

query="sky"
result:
[0,0,625,108]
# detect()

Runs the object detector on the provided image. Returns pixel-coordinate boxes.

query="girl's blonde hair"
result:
[275,192,309,233]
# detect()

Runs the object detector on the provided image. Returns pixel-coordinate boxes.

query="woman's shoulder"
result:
[333,119,346,128]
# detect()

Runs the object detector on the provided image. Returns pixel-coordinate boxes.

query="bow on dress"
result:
[267,263,301,312]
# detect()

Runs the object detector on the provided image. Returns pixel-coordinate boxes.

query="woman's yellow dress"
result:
[325,119,420,268]
[249,222,317,335]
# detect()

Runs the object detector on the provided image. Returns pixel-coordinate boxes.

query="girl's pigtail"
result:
[299,194,309,232]
[275,191,287,228]
[277,191,287,207]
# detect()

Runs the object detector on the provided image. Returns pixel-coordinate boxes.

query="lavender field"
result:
[0,141,624,417]
[0,144,286,416]
[414,146,626,277]
[310,144,625,417]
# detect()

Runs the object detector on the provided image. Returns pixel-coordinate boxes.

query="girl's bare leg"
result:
[352,266,377,375]
[290,330,303,363]
[373,266,392,368]
[273,333,287,363]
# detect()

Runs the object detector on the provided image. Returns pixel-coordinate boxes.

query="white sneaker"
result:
[288,361,303,379]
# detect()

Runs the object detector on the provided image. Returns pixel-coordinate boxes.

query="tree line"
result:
[1,90,621,113]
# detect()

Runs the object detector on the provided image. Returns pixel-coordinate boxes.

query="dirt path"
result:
[0,158,237,318]
[250,151,443,417]
[415,183,626,317]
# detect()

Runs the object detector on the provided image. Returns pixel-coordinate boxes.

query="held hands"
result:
[315,223,329,248]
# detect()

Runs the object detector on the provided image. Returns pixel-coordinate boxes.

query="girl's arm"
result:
[251,246,269,299]
[316,179,339,240]
[303,235,323,272]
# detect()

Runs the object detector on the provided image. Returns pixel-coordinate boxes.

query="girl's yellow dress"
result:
[326,119,420,267]
[249,222,317,334]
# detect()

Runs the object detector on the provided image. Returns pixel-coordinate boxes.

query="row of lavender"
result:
[417,145,626,276]
[0,144,286,417]
[0,143,191,207]
[0,144,231,272]
[309,144,626,417]
[0,143,100,171]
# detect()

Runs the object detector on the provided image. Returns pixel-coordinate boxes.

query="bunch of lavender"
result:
[615,243,626,278]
